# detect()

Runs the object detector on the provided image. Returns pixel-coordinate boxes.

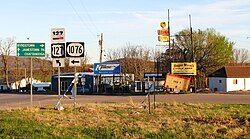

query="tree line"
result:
[1,28,249,89]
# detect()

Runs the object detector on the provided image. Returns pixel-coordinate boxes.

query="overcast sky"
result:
[0,0,249,63]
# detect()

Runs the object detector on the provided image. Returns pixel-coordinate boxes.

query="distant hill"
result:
[0,55,51,69]
[0,55,92,82]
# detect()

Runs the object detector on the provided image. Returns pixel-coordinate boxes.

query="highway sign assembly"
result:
[52,58,65,68]
[66,42,85,57]
[17,43,45,57]
[94,63,121,74]
[51,28,65,42]
[51,43,65,58]
[69,58,81,67]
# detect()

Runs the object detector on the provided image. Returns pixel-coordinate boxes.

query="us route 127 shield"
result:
[51,43,65,58]
[66,42,85,57]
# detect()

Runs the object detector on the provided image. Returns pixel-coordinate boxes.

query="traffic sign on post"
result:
[52,58,65,67]
[17,43,45,57]
[69,58,81,67]
[51,43,65,58]
[66,42,85,57]
[51,28,65,42]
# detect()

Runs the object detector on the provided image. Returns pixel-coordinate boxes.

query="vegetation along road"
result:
[0,93,250,110]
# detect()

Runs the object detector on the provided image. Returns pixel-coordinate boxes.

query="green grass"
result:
[0,103,249,139]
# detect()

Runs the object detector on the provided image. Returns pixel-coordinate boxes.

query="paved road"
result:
[0,93,249,109]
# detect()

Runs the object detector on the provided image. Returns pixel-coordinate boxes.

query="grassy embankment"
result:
[0,102,249,138]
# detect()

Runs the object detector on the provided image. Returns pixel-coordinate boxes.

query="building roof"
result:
[209,66,250,78]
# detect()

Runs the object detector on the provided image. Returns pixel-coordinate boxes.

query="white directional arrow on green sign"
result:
[17,43,45,57]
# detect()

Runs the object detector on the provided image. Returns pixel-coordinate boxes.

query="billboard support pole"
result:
[189,14,196,93]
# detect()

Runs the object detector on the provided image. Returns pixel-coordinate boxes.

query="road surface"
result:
[0,93,249,109]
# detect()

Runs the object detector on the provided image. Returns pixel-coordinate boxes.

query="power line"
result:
[66,0,97,39]
[80,0,100,33]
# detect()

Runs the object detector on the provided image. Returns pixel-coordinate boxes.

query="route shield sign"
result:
[51,43,65,58]
[66,42,84,57]
[51,28,65,42]
[17,43,45,57]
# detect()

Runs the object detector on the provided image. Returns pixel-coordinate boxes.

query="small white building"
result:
[209,66,250,92]
[11,78,42,90]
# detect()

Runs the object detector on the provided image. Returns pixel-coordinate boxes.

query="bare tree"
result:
[106,44,154,80]
[233,48,249,65]
[0,37,15,88]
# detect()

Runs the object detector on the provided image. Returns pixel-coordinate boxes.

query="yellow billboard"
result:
[164,74,191,91]
[171,62,197,75]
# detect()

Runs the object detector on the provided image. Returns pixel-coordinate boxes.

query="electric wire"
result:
[66,0,97,39]
[80,0,101,33]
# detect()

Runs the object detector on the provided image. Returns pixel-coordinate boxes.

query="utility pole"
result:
[189,14,196,93]
[98,33,103,93]
[99,33,103,63]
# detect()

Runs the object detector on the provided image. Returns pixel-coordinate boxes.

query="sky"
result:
[0,0,250,63]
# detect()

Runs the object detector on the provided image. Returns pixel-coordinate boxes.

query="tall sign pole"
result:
[168,9,171,55]
[189,15,196,93]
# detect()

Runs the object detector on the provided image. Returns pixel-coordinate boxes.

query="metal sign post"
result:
[30,58,33,106]
[58,67,60,99]
[148,93,151,114]
[74,67,77,109]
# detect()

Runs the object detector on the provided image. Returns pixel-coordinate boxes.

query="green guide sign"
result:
[17,43,45,57]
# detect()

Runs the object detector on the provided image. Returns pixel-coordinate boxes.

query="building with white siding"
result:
[208,66,250,92]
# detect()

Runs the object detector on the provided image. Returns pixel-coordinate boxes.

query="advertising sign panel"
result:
[94,63,121,74]
[171,62,197,75]
[164,74,191,91]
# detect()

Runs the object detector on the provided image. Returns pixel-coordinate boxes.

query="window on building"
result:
[61,81,69,91]
[233,79,238,84]
[219,80,222,83]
